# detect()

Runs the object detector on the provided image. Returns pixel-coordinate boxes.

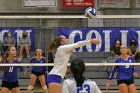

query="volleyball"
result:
[85,7,96,18]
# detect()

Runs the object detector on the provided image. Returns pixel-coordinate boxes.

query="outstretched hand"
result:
[18,55,23,62]
[90,39,100,45]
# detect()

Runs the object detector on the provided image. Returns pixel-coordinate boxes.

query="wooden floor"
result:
[20,90,140,93]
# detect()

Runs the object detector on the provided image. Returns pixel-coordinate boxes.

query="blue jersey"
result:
[29,57,47,72]
[108,56,136,80]
[2,60,24,82]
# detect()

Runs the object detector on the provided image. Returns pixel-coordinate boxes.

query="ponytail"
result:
[70,59,85,87]
[73,65,85,87]
[48,36,62,51]
[48,41,57,51]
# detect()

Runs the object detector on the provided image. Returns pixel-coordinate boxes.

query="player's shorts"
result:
[31,70,45,77]
[47,74,62,84]
[117,78,134,86]
[1,80,19,90]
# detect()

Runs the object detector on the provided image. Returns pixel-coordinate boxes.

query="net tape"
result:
[0,15,139,19]
[0,63,139,66]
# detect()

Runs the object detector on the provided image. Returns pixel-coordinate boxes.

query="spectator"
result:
[111,38,121,58]
[3,32,15,53]
[129,39,139,60]
[19,32,31,58]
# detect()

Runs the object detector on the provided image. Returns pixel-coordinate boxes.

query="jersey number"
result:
[9,67,14,72]
[125,65,129,68]
[77,84,90,93]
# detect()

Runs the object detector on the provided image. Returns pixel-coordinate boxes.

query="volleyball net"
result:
[0,14,140,65]
[0,15,140,91]
[0,63,140,66]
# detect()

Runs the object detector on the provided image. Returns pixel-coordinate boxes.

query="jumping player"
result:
[47,35,100,93]
[62,59,102,93]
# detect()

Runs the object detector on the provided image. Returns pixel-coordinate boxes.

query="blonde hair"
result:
[48,36,63,51]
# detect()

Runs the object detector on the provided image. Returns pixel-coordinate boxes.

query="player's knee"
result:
[42,85,47,90]
[27,85,34,91]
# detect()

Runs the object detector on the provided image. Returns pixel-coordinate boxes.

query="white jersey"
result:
[49,40,90,79]
[62,78,102,93]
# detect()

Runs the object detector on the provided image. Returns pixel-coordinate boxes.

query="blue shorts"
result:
[47,74,62,84]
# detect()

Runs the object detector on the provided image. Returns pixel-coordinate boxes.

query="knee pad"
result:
[27,85,34,91]
[42,85,47,90]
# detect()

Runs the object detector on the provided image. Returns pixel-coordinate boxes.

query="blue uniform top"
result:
[28,57,48,72]
[108,56,136,80]
[2,60,24,82]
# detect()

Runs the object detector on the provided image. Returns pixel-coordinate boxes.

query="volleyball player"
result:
[0,46,24,93]
[47,35,100,93]
[62,59,102,93]
[106,45,138,93]
[24,48,48,93]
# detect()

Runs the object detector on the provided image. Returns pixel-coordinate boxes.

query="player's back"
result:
[62,77,102,93]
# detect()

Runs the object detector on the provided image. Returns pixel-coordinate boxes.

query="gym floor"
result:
[20,90,140,93]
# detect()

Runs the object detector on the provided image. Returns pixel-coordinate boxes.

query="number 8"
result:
[125,65,129,68]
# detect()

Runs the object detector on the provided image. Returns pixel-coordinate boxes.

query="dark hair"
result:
[5,32,12,37]
[48,36,63,51]
[115,38,121,44]
[130,39,136,46]
[70,59,85,87]
[22,32,28,38]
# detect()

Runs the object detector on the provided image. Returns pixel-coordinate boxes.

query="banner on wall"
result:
[63,0,94,7]
[99,0,129,8]
[58,27,140,52]
[23,0,57,7]
[0,28,35,51]
[136,0,140,8]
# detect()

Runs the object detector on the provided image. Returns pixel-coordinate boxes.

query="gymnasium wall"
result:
[0,0,140,51]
